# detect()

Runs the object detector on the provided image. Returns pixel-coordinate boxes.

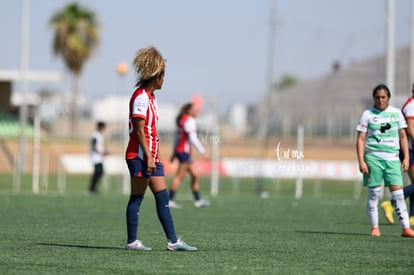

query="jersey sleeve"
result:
[183,117,196,133]
[403,100,414,119]
[356,110,369,132]
[184,117,206,154]
[189,132,206,154]
[132,93,149,119]
[398,110,408,129]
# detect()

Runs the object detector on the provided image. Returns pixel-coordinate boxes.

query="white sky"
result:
[0,0,412,113]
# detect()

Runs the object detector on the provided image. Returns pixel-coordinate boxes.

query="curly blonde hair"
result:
[133,46,165,85]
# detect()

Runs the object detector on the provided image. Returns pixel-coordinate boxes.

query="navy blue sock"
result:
[154,189,177,243]
[126,194,144,244]
[169,189,176,200]
[404,184,414,198]
[193,190,201,201]
[404,185,414,215]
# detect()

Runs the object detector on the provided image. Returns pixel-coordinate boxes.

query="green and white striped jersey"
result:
[356,106,407,161]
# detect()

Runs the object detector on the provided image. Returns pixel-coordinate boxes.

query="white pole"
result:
[32,103,40,194]
[17,0,30,190]
[122,122,130,195]
[210,96,219,197]
[13,154,19,192]
[116,62,130,195]
[410,0,414,90]
[386,0,395,104]
[42,153,49,192]
[254,0,278,197]
[295,125,304,199]
[57,160,66,193]
[57,159,63,192]
[259,0,277,138]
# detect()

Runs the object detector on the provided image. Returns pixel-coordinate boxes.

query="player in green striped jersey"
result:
[356,84,414,237]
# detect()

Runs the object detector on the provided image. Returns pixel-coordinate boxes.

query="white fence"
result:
[57,154,129,193]
[221,158,360,180]
[56,154,361,195]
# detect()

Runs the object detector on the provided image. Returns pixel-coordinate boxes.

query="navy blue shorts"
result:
[126,157,165,178]
[174,152,192,163]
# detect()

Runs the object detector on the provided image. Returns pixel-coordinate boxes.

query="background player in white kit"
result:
[89,121,109,193]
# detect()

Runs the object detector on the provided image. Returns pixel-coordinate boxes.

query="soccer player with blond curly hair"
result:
[124,46,197,251]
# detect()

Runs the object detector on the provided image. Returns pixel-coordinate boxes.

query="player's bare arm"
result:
[399,128,409,172]
[134,117,156,172]
[356,131,368,174]
[406,118,414,140]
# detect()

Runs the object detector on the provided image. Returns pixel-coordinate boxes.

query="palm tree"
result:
[49,2,99,138]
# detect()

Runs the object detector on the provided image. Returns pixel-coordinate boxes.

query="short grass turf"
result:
[1,176,414,274]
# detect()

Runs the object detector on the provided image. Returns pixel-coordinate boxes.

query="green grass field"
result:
[1,174,414,274]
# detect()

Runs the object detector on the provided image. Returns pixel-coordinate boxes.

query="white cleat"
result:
[168,200,182,209]
[167,238,198,251]
[125,240,152,251]
[194,199,210,208]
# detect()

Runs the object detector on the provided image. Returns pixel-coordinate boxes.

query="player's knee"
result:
[391,189,404,201]
[367,186,381,203]
[191,173,199,182]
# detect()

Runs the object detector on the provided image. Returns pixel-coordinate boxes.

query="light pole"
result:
[116,61,129,194]
[385,0,395,104]
[16,0,30,191]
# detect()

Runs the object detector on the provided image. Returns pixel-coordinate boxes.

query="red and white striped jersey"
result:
[125,87,160,162]
[402,96,414,150]
[174,115,205,154]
